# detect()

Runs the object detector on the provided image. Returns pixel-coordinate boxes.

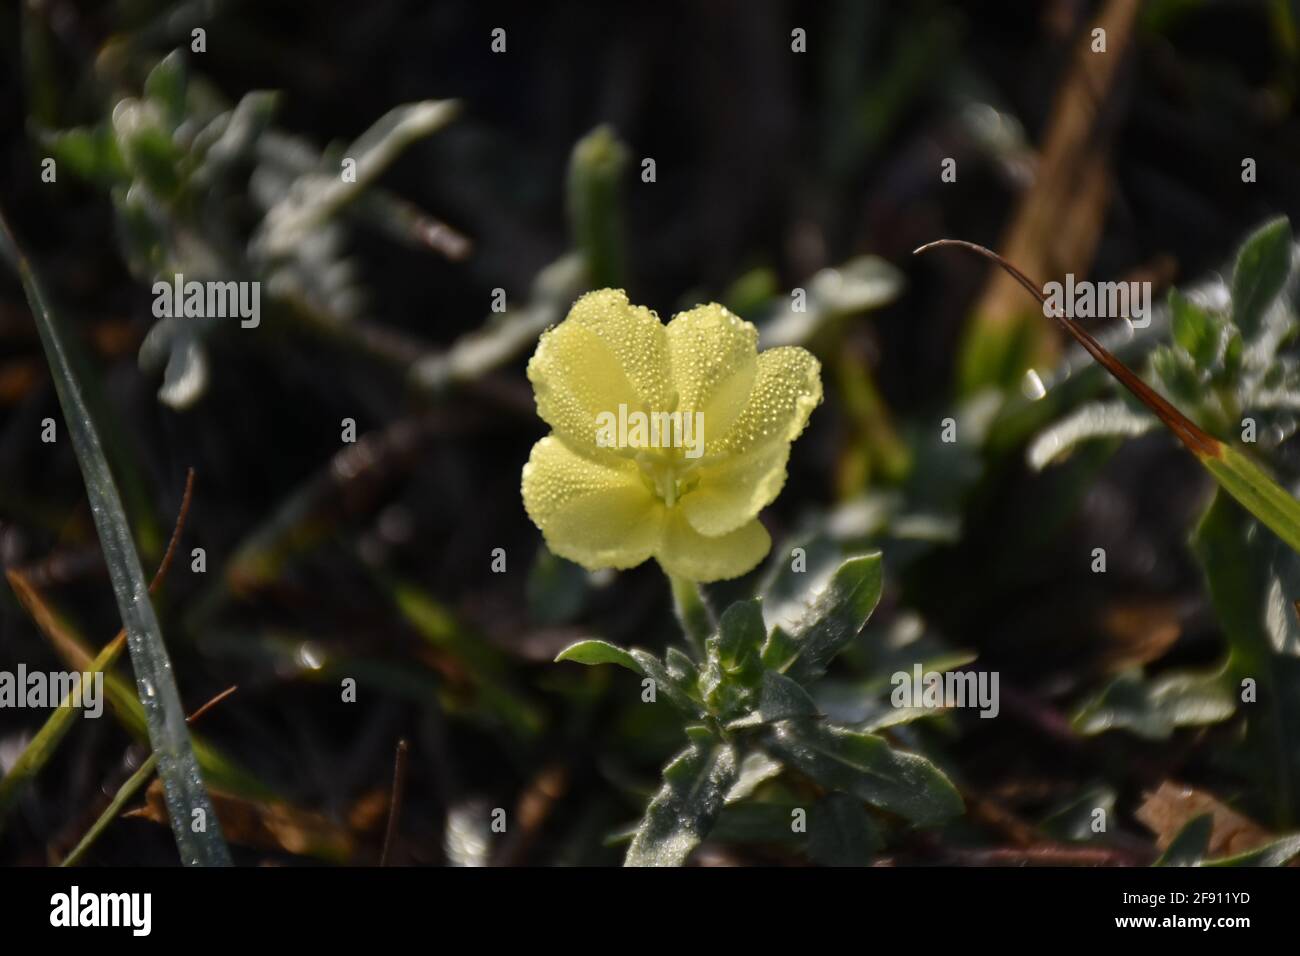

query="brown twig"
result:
[380,738,409,866]
[946,844,1153,867]
[186,684,238,725]
[151,467,196,596]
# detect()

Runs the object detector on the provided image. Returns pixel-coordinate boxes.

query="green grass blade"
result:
[60,754,158,867]
[1203,447,1300,556]
[0,211,230,865]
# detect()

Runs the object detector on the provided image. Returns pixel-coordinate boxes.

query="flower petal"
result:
[666,304,758,449]
[522,436,664,570]
[710,346,822,457]
[527,289,671,451]
[679,442,790,537]
[656,510,771,583]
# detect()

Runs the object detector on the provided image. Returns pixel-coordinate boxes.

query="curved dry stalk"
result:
[916,238,1300,556]
[915,238,1219,457]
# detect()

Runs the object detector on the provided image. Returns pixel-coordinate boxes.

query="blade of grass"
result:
[61,685,238,867]
[60,754,157,867]
[915,239,1300,555]
[0,210,230,865]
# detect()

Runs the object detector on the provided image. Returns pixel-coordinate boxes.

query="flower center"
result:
[635,449,701,508]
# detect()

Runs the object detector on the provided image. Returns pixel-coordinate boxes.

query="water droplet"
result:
[1021,368,1047,401]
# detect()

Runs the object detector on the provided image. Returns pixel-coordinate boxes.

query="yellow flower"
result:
[521,289,822,582]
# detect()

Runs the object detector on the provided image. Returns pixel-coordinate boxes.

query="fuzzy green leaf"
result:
[1027,400,1156,471]
[1205,833,1300,867]
[757,671,820,722]
[716,598,766,687]
[1072,667,1235,740]
[761,719,962,826]
[762,554,884,684]
[1169,289,1221,368]
[1193,491,1300,826]
[625,739,738,866]
[1230,216,1293,340]
[554,638,640,672]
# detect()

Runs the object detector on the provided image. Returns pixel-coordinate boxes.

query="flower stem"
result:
[669,574,714,658]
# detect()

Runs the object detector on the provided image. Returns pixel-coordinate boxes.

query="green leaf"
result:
[1039,785,1117,843]
[1154,814,1213,867]
[762,554,884,684]
[37,125,126,186]
[555,639,640,672]
[256,100,458,258]
[195,91,279,175]
[1193,491,1300,826]
[111,99,182,198]
[632,650,705,718]
[724,670,820,730]
[808,793,881,866]
[759,256,903,348]
[1027,400,1156,471]
[756,671,820,722]
[665,647,700,687]
[1071,667,1235,740]
[761,719,962,826]
[724,751,784,803]
[557,640,704,717]
[760,625,798,672]
[625,739,738,866]
[1169,289,1220,368]
[1204,833,1300,867]
[716,598,766,687]
[1150,344,1204,407]
[709,802,803,845]
[758,532,842,632]
[1231,216,1293,340]
[0,212,229,865]
[143,50,189,130]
